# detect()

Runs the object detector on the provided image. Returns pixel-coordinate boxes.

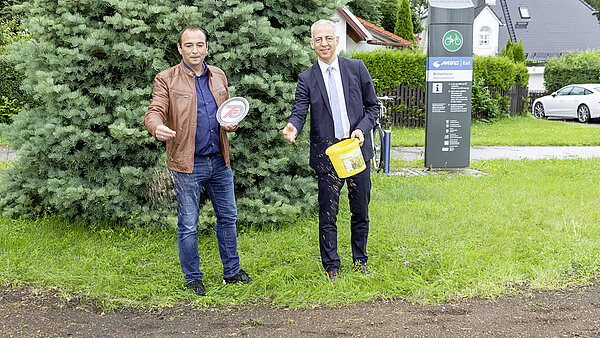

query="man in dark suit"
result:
[282,19,379,282]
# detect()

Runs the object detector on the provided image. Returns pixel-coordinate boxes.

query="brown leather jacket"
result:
[145,61,232,173]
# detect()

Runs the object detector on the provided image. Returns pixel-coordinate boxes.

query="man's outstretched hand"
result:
[282,123,297,143]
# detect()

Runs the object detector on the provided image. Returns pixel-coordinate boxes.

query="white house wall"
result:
[333,12,346,55]
[473,8,500,56]
[527,65,545,91]
[346,39,386,53]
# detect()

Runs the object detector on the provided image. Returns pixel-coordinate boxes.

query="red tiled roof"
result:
[336,8,368,40]
[356,16,413,47]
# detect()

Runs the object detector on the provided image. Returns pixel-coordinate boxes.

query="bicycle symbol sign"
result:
[442,30,463,52]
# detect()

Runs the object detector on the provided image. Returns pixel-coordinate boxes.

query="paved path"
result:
[0,146,16,162]
[392,146,600,162]
[3,145,600,163]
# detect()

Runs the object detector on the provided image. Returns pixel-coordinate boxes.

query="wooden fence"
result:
[379,83,532,127]
[380,84,426,127]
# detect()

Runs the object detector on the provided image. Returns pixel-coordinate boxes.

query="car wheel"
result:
[533,102,545,119]
[577,104,590,123]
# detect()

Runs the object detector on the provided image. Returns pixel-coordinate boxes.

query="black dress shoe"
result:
[187,279,206,296]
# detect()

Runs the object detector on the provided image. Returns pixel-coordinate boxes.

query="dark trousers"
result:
[317,165,371,272]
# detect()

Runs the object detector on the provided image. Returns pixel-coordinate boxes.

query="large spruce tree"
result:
[0,0,341,228]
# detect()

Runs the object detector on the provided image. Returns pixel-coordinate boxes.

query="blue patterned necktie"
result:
[327,66,344,139]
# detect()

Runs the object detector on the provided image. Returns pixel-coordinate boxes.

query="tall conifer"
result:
[394,0,415,43]
[0,0,341,227]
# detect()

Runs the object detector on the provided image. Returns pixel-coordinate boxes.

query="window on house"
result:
[519,7,530,19]
[479,26,491,46]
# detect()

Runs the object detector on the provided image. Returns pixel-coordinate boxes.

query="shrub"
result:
[500,39,525,64]
[544,50,600,93]
[1,17,29,124]
[473,55,529,90]
[0,0,337,228]
[471,78,510,122]
[0,95,21,123]
[352,49,426,92]
[352,50,523,122]
[353,51,528,92]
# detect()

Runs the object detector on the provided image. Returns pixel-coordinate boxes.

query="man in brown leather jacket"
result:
[145,26,252,296]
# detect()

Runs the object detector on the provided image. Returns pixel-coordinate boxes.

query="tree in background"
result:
[347,0,383,26]
[0,0,340,228]
[394,0,415,43]
[380,0,399,33]
[501,39,525,64]
[409,0,426,34]
[0,1,28,124]
[584,0,600,22]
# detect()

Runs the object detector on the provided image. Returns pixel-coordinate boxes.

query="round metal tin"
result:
[216,97,249,126]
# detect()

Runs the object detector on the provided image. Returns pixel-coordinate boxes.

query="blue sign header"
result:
[427,57,473,71]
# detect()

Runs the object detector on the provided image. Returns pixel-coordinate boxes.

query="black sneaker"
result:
[223,269,253,284]
[187,279,206,296]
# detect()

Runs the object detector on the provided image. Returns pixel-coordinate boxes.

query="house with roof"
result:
[420,0,503,57]
[482,0,600,91]
[333,8,412,53]
[420,0,600,91]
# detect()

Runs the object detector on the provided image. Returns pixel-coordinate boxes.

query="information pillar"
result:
[425,0,474,168]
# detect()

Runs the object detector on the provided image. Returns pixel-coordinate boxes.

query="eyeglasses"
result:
[313,36,335,44]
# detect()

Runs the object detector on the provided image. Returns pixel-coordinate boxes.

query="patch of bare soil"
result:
[2,283,600,337]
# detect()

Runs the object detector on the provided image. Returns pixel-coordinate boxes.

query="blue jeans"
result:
[170,154,240,282]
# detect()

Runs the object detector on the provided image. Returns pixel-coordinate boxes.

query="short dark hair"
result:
[178,26,207,45]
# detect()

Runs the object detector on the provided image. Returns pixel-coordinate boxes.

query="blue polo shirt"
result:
[183,61,220,156]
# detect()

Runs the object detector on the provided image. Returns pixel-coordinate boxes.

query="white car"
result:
[532,84,600,123]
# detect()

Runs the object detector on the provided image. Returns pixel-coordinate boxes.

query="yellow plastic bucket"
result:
[325,138,366,178]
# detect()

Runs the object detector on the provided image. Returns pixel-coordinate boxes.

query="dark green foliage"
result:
[0,0,21,20]
[473,55,529,90]
[353,50,524,120]
[0,58,25,123]
[1,16,29,123]
[381,0,399,32]
[354,50,529,93]
[409,0,426,34]
[501,39,525,64]
[471,78,510,122]
[347,0,383,26]
[394,0,414,43]
[352,49,426,93]
[513,40,525,64]
[544,50,600,93]
[0,0,340,228]
[0,95,21,123]
[584,0,600,22]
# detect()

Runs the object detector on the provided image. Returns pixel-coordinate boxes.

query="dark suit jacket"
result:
[288,57,379,174]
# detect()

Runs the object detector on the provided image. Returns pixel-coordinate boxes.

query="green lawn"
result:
[2,158,600,310]
[2,115,600,310]
[390,115,600,147]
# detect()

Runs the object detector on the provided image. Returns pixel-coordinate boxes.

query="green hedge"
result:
[544,50,600,93]
[352,49,426,92]
[473,55,529,90]
[352,50,529,92]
